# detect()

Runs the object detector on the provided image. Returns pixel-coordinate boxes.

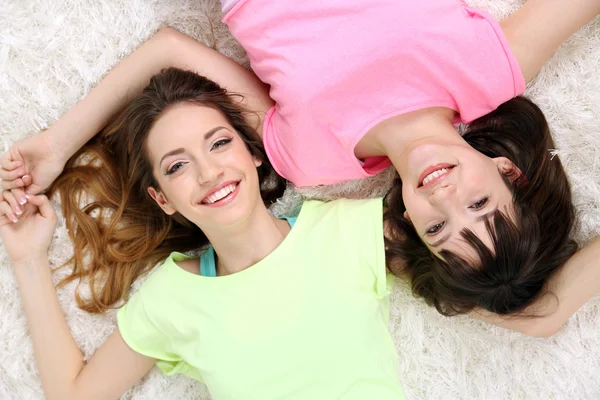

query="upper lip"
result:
[199,180,239,203]
[417,164,455,188]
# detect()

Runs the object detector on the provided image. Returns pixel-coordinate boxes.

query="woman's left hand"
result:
[0,194,57,265]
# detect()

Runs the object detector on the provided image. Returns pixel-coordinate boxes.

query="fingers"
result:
[2,191,24,218]
[25,195,56,221]
[0,176,27,191]
[0,167,27,181]
[0,146,28,191]
[24,181,43,196]
[9,187,27,206]
[0,200,18,224]
[0,149,22,171]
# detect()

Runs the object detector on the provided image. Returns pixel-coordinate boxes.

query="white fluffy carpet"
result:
[1,1,600,399]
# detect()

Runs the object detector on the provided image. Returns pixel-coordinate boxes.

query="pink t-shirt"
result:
[223,0,526,187]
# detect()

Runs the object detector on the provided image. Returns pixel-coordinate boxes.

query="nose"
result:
[197,158,224,185]
[429,183,457,208]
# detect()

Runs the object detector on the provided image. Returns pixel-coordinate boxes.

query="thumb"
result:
[24,195,55,220]
[0,146,23,170]
[24,182,43,195]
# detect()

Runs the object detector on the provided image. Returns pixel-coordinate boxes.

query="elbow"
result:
[43,377,83,400]
[156,26,180,40]
[153,27,211,69]
[155,26,185,49]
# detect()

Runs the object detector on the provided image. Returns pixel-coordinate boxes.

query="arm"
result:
[501,0,600,82]
[473,236,600,337]
[49,26,272,160]
[1,196,155,400]
[0,26,273,195]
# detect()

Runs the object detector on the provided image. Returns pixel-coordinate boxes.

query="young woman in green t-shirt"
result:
[0,68,405,399]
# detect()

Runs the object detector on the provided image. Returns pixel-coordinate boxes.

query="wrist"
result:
[13,254,50,270]
[43,130,73,164]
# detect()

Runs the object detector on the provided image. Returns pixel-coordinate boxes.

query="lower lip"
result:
[201,182,241,208]
[418,164,455,189]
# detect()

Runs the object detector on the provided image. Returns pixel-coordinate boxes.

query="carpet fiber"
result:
[1,1,600,399]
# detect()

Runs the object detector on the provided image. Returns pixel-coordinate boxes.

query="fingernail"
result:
[22,175,29,180]
[25,194,32,199]
[15,207,22,215]
[19,197,26,205]
[11,215,18,223]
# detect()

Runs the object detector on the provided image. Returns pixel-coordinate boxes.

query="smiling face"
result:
[145,103,263,231]
[401,142,516,258]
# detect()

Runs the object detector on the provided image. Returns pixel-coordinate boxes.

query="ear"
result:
[492,157,524,183]
[253,156,263,168]
[147,186,177,215]
[403,210,411,222]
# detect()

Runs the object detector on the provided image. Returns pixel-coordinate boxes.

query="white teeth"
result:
[422,168,450,186]
[203,183,237,204]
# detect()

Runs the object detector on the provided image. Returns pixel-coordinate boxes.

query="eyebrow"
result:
[158,126,229,165]
[429,234,451,248]
[475,208,498,224]
[428,207,498,248]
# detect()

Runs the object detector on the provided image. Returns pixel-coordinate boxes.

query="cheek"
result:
[459,165,499,191]
[163,176,196,205]
[401,189,434,235]
[401,189,422,221]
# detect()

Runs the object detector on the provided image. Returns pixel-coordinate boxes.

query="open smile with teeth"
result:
[421,167,453,186]
[202,182,238,204]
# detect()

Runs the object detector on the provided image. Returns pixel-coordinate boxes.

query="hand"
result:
[0,195,57,265]
[0,134,66,202]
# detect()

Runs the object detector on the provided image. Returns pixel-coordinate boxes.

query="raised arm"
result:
[473,236,600,337]
[0,196,155,400]
[501,0,600,82]
[0,27,272,198]
[50,26,272,159]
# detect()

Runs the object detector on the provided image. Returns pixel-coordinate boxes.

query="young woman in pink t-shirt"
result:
[1,0,600,328]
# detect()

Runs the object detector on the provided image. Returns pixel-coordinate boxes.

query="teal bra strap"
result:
[285,216,297,227]
[200,246,217,277]
[199,216,297,277]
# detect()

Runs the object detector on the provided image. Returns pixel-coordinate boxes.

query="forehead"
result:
[436,219,495,261]
[151,103,226,138]
[146,103,228,157]
[434,202,515,260]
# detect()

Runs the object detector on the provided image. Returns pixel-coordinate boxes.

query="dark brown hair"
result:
[384,96,577,316]
[48,68,286,314]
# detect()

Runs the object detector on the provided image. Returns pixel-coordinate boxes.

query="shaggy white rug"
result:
[1,0,600,399]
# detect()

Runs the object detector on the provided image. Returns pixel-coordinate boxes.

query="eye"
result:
[469,198,489,210]
[211,138,232,151]
[426,221,445,235]
[166,161,187,175]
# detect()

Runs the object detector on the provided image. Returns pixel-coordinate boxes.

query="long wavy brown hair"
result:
[48,68,286,314]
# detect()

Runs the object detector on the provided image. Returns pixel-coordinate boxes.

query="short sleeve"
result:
[333,198,390,299]
[117,275,189,376]
[362,198,391,299]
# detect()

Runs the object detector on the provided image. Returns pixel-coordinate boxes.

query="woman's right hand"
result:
[0,194,57,265]
[0,134,66,202]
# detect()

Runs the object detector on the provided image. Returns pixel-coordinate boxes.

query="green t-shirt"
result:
[117,198,404,400]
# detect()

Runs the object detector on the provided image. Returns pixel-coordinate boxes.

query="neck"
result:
[360,108,464,180]
[204,205,290,276]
